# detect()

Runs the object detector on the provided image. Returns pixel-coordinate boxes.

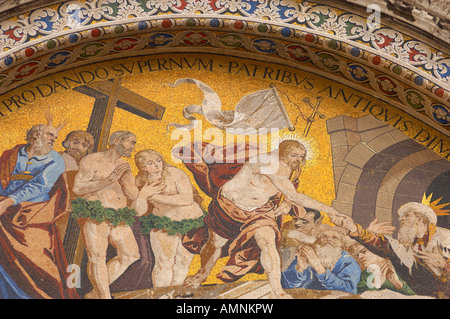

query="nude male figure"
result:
[184,140,343,298]
[73,130,140,299]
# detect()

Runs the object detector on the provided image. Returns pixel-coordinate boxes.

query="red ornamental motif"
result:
[375,33,394,49]
[113,38,138,51]
[161,19,172,28]
[372,56,381,65]
[184,32,208,46]
[286,45,309,62]
[4,27,22,41]
[15,62,39,79]
[435,87,445,98]
[304,33,314,43]
[91,28,101,38]
[207,0,221,11]
[377,76,397,95]
[408,48,427,63]
[234,20,244,29]
[174,0,189,10]
[24,47,34,57]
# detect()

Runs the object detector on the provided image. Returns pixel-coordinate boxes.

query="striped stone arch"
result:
[329,114,450,227]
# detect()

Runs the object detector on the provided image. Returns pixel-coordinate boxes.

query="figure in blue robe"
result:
[0,144,75,299]
[281,250,361,294]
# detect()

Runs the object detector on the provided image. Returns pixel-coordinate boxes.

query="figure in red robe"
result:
[0,124,79,299]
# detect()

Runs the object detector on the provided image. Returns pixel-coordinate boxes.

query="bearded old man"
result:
[0,124,79,299]
[281,225,361,294]
[331,202,450,298]
[73,130,142,299]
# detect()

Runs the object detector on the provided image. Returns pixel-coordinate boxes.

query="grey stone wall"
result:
[327,115,450,227]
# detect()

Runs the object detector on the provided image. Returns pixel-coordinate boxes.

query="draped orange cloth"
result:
[174,142,301,282]
[0,144,79,299]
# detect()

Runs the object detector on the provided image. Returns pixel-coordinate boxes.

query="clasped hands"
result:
[295,245,326,275]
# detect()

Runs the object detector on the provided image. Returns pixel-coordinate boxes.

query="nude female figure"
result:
[133,149,204,287]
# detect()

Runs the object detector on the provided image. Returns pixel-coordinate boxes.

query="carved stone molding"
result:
[0,0,448,134]
[334,0,450,45]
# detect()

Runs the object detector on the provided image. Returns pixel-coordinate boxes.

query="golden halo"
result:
[271,131,315,162]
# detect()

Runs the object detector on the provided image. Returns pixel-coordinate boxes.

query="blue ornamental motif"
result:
[432,105,450,125]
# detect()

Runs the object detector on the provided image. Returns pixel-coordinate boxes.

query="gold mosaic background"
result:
[0,53,440,284]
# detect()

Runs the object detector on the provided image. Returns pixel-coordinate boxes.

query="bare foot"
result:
[182,269,207,289]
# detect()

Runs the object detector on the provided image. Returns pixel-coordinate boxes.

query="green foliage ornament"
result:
[70,197,137,227]
[140,211,207,236]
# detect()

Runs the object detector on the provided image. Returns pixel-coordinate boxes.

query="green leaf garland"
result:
[71,197,208,234]
[70,197,137,227]
[140,211,207,236]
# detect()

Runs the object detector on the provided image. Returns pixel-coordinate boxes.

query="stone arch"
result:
[391,161,450,228]
[328,114,450,227]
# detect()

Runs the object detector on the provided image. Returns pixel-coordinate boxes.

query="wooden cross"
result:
[303,96,325,137]
[63,77,165,265]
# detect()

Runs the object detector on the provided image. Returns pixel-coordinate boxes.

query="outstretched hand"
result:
[367,218,396,236]
[327,209,357,233]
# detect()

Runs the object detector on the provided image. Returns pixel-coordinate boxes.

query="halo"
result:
[422,193,450,216]
[271,131,315,161]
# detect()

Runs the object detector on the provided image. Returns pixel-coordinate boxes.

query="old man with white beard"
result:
[330,202,450,298]
[0,122,79,299]
[281,225,361,294]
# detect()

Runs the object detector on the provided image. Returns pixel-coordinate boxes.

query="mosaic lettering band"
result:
[0,0,448,130]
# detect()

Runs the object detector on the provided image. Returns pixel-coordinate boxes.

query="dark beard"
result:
[116,143,132,158]
[67,149,83,163]
[285,159,300,171]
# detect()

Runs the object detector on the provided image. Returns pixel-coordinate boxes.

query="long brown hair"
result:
[278,139,307,166]
[134,149,204,209]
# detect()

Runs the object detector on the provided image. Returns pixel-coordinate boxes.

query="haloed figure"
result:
[133,149,204,287]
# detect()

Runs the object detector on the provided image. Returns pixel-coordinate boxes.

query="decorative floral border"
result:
[0,0,449,129]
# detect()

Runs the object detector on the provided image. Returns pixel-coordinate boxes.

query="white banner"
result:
[166,78,293,135]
